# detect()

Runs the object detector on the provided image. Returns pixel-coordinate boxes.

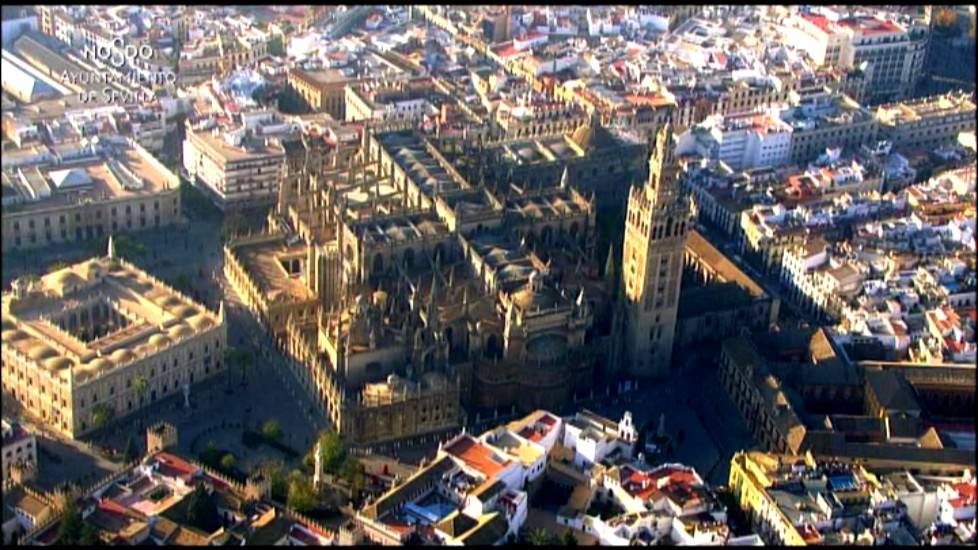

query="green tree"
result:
[287,470,318,513]
[90,403,114,437]
[79,523,99,546]
[57,501,84,544]
[220,453,236,471]
[262,460,289,502]
[48,260,71,272]
[238,350,253,386]
[121,435,138,463]
[261,419,283,442]
[224,346,253,386]
[184,485,221,532]
[200,441,223,469]
[172,273,193,294]
[268,34,284,56]
[310,429,346,474]
[935,7,958,31]
[133,376,149,407]
[527,528,553,546]
[219,211,246,243]
[340,456,366,501]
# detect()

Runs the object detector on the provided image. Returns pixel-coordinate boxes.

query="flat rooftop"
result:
[443,435,512,478]
[189,129,285,164]
[3,145,178,214]
[232,237,316,303]
[292,68,351,86]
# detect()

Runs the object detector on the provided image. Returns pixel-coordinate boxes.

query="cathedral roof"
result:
[510,276,564,313]
[569,119,618,151]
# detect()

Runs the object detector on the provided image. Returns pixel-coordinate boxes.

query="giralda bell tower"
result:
[617,122,690,378]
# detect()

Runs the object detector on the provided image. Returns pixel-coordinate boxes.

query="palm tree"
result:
[223,347,254,388]
[223,347,238,391]
[527,528,553,546]
[132,376,150,429]
[133,376,149,407]
[90,403,114,443]
[238,350,254,387]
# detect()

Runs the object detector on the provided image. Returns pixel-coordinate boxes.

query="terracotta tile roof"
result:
[443,436,511,477]
[621,465,699,501]
[802,14,834,34]
[949,481,976,508]
[519,426,544,442]
[154,452,197,478]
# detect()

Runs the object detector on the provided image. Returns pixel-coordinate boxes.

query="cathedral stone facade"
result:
[225,123,619,447]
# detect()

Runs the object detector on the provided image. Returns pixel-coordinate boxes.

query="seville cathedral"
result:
[224,118,697,447]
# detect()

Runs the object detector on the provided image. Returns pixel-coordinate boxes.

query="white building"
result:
[562,410,637,469]
[1,419,37,484]
[677,110,793,171]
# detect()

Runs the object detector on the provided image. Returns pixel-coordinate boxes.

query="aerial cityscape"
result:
[1,4,975,546]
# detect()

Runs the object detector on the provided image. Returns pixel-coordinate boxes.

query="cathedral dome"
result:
[569,117,617,151]
[511,271,563,312]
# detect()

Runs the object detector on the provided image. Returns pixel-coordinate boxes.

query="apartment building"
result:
[182,125,286,211]
[785,13,853,68]
[781,92,879,164]
[676,109,793,172]
[784,11,929,103]
[876,92,977,151]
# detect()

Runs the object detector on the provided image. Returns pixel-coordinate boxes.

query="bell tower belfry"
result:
[617,123,690,378]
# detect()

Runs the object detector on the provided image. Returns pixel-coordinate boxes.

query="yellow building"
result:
[288,68,353,119]
[1,143,181,253]
[1,240,227,439]
[728,451,810,546]
[729,450,889,546]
